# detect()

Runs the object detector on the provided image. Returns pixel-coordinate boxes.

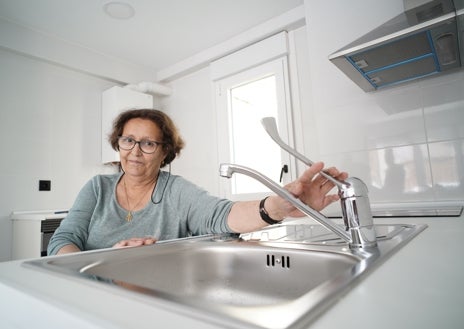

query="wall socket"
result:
[39,180,51,191]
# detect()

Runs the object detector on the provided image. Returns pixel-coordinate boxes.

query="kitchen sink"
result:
[24,223,426,329]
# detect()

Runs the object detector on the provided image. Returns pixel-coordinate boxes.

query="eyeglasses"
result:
[117,136,163,154]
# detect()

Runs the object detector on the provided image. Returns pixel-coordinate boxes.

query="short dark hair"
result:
[109,109,185,167]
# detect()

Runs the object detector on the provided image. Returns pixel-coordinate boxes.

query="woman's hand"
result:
[281,162,348,217]
[113,237,157,248]
[227,162,349,233]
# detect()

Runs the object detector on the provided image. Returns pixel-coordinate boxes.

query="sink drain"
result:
[266,254,290,268]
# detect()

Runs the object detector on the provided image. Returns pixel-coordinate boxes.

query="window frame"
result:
[215,56,296,201]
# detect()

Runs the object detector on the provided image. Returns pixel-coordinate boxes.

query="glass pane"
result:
[229,75,283,194]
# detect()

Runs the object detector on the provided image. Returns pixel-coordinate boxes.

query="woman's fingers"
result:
[113,237,156,248]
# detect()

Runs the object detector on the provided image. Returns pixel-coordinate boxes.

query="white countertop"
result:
[1,215,463,329]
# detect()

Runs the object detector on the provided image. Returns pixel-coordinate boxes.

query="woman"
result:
[48,109,347,255]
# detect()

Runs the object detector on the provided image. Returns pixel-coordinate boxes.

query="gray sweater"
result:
[47,171,234,255]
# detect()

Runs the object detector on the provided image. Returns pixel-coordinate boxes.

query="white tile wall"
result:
[422,73,464,142]
[429,140,464,201]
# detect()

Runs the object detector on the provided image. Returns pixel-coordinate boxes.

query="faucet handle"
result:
[261,117,348,189]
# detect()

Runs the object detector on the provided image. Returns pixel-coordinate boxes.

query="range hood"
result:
[329,0,464,92]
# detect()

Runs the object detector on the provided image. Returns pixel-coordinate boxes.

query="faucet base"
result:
[348,225,378,248]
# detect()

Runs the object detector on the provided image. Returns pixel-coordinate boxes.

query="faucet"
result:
[220,163,377,249]
[219,117,378,249]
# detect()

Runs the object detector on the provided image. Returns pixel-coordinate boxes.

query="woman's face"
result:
[119,118,167,180]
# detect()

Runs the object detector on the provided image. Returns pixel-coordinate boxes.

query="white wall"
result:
[0,48,117,261]
[303,0,464,206]
[160,67,220,195]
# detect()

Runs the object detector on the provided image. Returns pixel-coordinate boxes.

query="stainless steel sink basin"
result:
[24,223,426,329]
[79,242,358,306]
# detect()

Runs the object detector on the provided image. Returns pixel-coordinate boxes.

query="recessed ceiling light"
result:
[103,2,135,20]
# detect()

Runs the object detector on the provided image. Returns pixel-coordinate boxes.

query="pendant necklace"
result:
[123,177,154,222]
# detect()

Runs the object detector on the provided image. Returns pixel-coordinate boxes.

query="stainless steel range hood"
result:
[329,0,464,92]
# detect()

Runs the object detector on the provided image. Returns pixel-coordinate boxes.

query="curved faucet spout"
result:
[219,163,351,243]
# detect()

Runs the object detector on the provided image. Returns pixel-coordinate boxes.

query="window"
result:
[215,57,295,200]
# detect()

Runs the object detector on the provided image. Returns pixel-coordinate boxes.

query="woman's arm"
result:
[227,162,348,233]
[56,244,81,255]
[47,178,98,255]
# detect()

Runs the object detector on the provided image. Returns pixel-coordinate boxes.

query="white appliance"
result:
[10,209,68,260]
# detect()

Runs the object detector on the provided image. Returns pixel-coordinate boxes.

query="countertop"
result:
[0,215,463,329]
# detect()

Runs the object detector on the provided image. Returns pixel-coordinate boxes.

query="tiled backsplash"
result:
[315,71,464,205]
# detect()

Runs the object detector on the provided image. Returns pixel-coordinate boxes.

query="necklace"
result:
[122,177,155,222]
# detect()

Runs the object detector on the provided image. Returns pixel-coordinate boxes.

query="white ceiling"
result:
[0,0,304,74]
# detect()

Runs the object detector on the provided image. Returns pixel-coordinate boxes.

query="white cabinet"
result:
[101,86,153,164]
[10,210,68,260]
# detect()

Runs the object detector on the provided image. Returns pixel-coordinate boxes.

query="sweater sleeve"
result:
[166,176,234,236]
[47,177,99,255]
